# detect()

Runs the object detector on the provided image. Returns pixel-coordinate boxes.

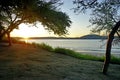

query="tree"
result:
[0,0,71,45]
[73,0,120,74]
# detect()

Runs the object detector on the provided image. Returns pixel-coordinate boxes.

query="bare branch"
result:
[116,31,120,38]
[88,0,97,6]
[12,15,18,23]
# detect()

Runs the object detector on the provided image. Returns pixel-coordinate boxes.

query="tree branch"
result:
[12,15,18,23]
[88,0,97,6]
[74,0,97,6]
[6,11,12,22]
[116,31,120,38]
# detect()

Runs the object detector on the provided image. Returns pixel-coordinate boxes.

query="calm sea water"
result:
[26,39,120,55]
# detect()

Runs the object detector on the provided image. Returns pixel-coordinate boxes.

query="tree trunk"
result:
[102,21,120,74]
[0,35,3,41]
[0,30,8,41]
[102,32,113,74]
[7,32,12,46]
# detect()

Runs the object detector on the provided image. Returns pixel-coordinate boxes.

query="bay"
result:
[25,39,120,56]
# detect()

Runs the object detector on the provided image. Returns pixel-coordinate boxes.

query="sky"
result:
[11,0,92,38]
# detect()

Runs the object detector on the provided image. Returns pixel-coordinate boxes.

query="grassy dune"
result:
[0,43,120,80]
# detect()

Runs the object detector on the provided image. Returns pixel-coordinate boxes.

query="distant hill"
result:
[79,34,107,39]
[12,34,108,39]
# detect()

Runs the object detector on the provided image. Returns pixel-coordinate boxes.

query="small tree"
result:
[0,0,71,45]
[73,0,120,74]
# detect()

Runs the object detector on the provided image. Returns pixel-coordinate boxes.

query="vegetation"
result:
[73,0,120,74]
[30,42,120,64]
[0,0,71,45]
[32,42,54,52]
[54,47,104,61]
[111,55,120,64]
[1,43,120,80]
[0,0,119,75]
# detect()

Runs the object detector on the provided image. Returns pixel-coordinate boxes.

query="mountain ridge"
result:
[79,34,107,39]
[12,34,107,39]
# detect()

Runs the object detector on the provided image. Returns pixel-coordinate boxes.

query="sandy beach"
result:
[0,43,120,80]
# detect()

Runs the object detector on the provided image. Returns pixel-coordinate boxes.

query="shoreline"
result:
[77,51,120,58]
[20,38,120,56]
[0,43,120,80]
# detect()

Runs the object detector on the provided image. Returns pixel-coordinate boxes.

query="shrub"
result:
[32,42,53,52]
[111,55,120,64]
[54,47,104,61]
[17,42,120,64]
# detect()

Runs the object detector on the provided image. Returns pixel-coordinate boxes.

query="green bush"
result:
[54,47,75,55]
[54,47,104,61]
[27,43,120,64]
[111,55,120,64]
[40,43,54,52]
[32,42,53,52]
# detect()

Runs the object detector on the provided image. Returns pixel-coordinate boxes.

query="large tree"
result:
[0,0,71,45]
[73,0,120,74]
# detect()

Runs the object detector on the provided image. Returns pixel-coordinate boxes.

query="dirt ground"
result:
[0,44,120,80]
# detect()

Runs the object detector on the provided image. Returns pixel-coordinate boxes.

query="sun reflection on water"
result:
[24,37,29,43]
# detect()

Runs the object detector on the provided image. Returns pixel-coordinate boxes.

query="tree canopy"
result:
[73,0,120,36]
[0,0,71,42]
[73,0,120,74]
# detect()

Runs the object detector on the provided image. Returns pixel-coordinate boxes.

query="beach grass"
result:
[29,42,120,64]
[8,38,120,65]
[1,43,120,80]
[31,42,104,62]
[111,55,120,64]
[54,47,104,62]
[31,42,54,52]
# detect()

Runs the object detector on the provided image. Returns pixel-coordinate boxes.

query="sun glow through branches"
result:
[11,23,51,38]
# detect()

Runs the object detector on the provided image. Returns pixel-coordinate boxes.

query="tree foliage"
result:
[73,0,120,74]
[73,0,120,32]
[0,0,71,41]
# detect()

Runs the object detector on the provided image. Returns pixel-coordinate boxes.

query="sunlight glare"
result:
[11,23,51,37]
[24,38,28,43]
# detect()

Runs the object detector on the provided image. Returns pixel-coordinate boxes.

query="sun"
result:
[11,23,51,38]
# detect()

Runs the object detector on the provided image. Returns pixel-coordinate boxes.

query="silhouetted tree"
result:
[0,0,71,45]
[73,0,120,74]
